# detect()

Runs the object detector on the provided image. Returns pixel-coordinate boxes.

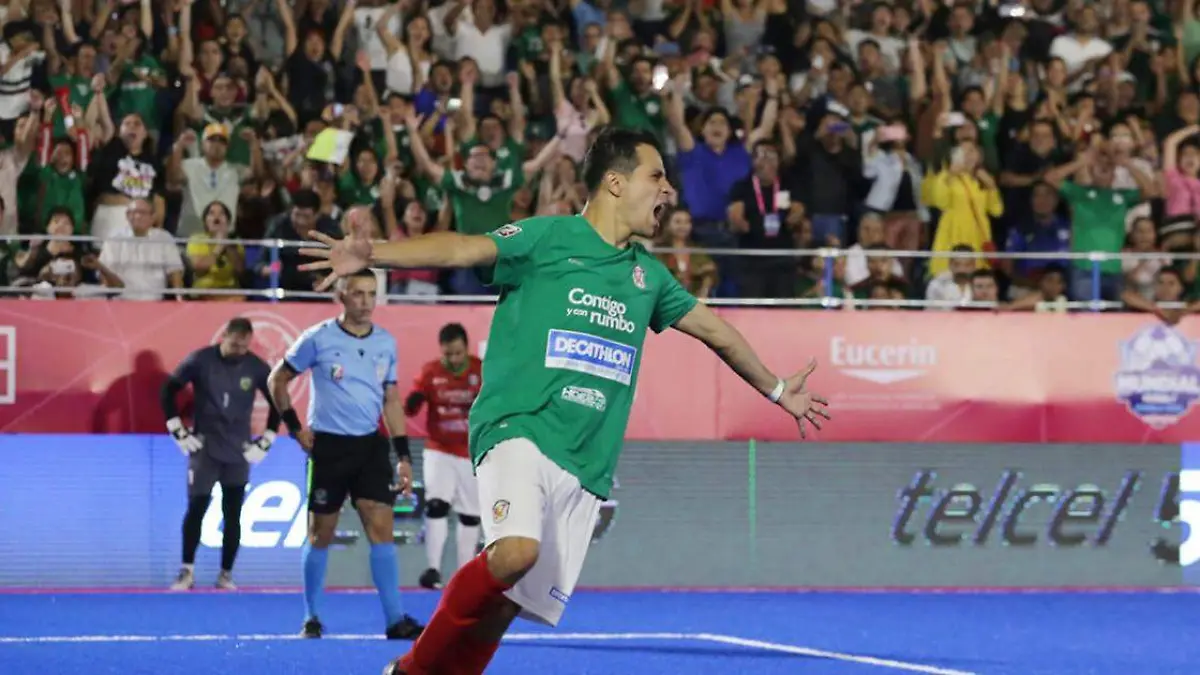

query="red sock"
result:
[400,552,511,674]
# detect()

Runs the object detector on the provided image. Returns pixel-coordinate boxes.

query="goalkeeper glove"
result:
[166,417,203,456]
[242,430,276,465]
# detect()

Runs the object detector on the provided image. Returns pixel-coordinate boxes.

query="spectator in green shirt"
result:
[600,50,666,141]
[1043,146,1157,303]
[178,72,261,167]
[337,148,385,208]
[47,43,99,140]
[37,138,86,234]
[107,22,167,138]
[457,68,528,175]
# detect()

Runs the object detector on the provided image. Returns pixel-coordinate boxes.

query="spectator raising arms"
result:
[0,0,1198,317]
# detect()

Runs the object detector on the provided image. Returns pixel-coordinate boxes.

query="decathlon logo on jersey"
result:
[567,287,636,333]
[546,329,636,385]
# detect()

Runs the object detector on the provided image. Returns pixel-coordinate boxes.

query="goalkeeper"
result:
[160,317,281,591]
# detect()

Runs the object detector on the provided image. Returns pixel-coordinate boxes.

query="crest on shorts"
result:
[494,224,521,238]
[239,376,252,391]
[492,499,510,523]
[631,265,646,290]
[331,364,344,382]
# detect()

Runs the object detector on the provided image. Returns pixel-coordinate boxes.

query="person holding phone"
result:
[862,123,927,274]
[922,141,1003,278]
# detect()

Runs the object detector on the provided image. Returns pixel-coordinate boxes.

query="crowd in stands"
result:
[8,0,1200,317]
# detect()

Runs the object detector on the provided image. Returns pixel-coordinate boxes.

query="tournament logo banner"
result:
[1115,325,1200,429]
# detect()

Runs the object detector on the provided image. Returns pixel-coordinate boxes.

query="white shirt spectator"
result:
[1049,34,1113,77]
[924,271,971,310]
[453,19,512,88]
[844,29,904,73]
[98,225,184,301]
[0,44,41,121]
[178,156,245,238]
[354,6,402,71]
[844,245,905,288]
[428,2,460,60]
[861,149,929,222]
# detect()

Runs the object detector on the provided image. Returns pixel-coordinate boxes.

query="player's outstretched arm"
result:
[673,303,831,438]
[299,213,499,291]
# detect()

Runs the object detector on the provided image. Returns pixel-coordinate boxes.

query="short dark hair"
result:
[970,269,996,282]
[1158,267,1184,285]
[581,126,662,193]
[226,317,253,335]
[292,189,320,211]
[438,322,468,344]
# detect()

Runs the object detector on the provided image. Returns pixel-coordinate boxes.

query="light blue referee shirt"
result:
[284,319,398,436]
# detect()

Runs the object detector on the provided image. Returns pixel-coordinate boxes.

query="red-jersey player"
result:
[405,323,483,590]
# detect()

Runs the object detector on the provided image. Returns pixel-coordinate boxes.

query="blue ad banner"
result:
[0,437,1191,589]
[0,435,309,587]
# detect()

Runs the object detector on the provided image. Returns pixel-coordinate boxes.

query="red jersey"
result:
[407,356,482,458]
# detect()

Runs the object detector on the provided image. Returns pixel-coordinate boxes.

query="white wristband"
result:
[767,379,785,404]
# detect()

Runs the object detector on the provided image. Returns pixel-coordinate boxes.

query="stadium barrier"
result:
[0,436,1192,589]
[3,301,1200,443]
[4,233,1196,308]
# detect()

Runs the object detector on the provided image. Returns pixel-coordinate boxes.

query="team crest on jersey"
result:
[492,499,510,523]
[331,364,344,382]
[632,265,646,290]
[238,377,251,391]
[469,374,479,386]
[494,224,522,238]
[477,186,492,202]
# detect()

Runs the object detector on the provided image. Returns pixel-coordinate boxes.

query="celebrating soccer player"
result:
[299,128,830,675]
[160,317,281,591]
[267,236,424,640]
[405,322,484,590]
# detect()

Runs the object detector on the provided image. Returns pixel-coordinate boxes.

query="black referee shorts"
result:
[307,432,395,514]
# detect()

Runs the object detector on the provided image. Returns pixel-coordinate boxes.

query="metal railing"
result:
[4,233,1192,310]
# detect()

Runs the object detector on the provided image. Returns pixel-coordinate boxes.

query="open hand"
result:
[298,213,374,290]
[775,358,831,439]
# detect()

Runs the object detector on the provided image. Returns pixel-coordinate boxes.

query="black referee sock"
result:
[182,496,211,565]
[220,485,246,572]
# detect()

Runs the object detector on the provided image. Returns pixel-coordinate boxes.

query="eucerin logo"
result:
[567,288,636,333]
[830,336,936,384]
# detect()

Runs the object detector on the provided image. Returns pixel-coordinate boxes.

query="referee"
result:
[160,317,281,591]
[268,264,424,640]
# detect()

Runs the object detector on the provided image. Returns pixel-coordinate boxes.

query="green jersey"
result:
[337,170,381,207]
[460,136,525,175]
[39,166,86,231]
[371,120,414,167]
[1060,181,1141,274]
[610,81,666,141]
[468,216,698,498]
[114,54,165,131]
[47,74,95,139]
[441,166,526,235]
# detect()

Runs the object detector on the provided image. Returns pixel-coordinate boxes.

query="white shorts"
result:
[422,449,479,516]
[476,438,601,628]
